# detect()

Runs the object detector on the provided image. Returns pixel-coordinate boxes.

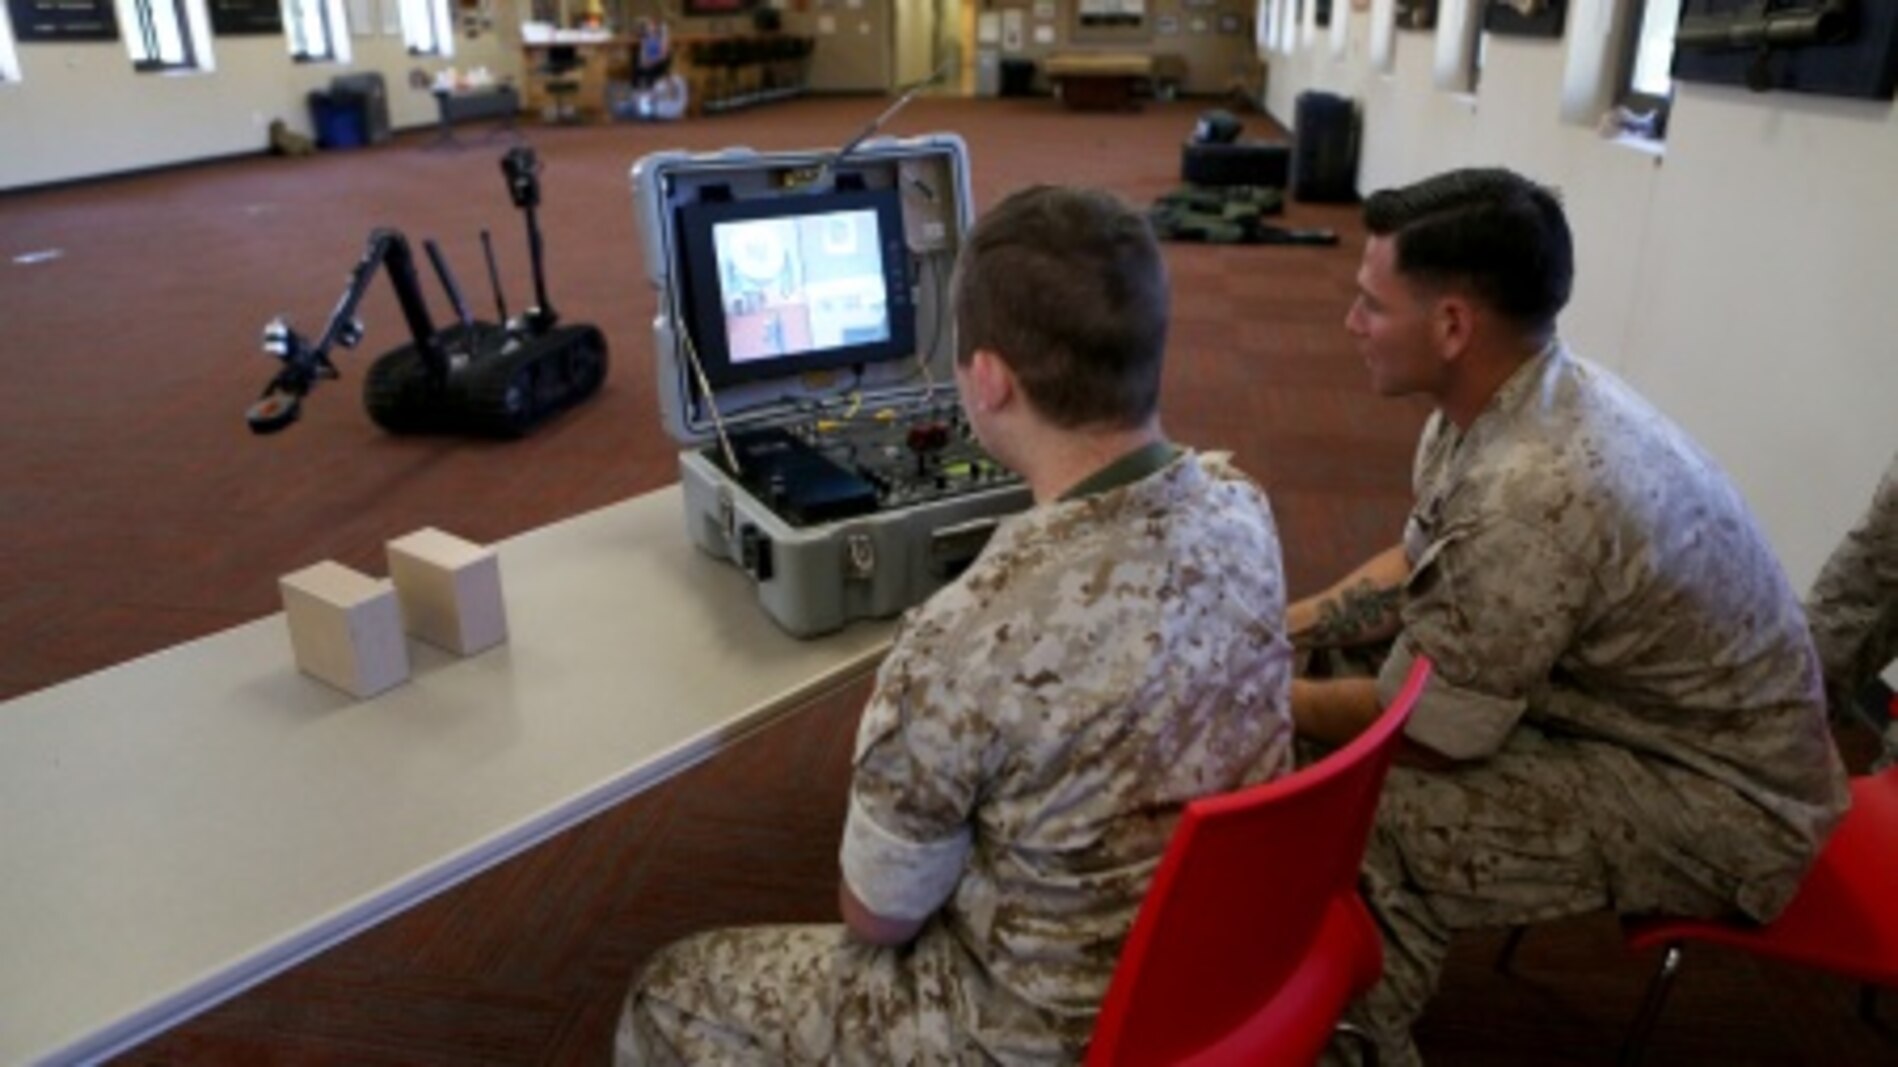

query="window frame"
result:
[1433,0,1481,94]
[1618,0,1682,135]
[123,0,201,73]
[284,0,350,63]
[0,9,18,85]
[1470,20,1486,92]
[400,0,454,58]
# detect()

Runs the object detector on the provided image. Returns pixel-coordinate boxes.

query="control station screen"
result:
[677,187,915,388]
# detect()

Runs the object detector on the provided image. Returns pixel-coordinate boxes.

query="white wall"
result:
[0,23,520,191]
[1262,9,1898,592]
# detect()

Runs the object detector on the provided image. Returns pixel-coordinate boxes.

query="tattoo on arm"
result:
[1307,580,1402,648]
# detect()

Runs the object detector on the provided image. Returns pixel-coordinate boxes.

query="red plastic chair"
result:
[1085,656,1434,1067]
[1614,766,1898,1064]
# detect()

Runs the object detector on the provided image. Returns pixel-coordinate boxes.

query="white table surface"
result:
[0,487,893,1065]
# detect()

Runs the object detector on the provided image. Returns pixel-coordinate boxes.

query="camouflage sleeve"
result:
[839,641,985,921]
[1388,515,1595,760]
[1806,452,1898,716]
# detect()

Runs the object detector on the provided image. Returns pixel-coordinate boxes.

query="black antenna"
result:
[423,238,476,340]
[810,56,956,192]
[480,228,509,325]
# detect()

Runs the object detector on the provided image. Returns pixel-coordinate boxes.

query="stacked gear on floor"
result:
[1148,185,1337,246]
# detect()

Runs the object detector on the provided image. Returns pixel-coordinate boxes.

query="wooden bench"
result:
[429,86,523,148]
[1044,52,1187,111]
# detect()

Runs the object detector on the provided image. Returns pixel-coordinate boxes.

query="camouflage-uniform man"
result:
[1806,449,1898,759]
[618,186,1295,1065]
[1287,169,1851,1066]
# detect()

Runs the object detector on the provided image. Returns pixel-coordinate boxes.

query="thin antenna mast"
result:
[807,56,957,191]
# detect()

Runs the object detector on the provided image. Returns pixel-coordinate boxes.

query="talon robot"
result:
[246,147,607,437]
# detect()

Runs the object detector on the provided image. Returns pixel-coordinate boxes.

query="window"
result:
[1433,0,1481,93]
[1259,0,1279,52]
[1370,0,1397,73]
[0,5,20,84]
[120,0,201,72]
[1622,0,1682,128]
[285,0,351,63]
[1471,22,1487,91]
[400,0,453,57]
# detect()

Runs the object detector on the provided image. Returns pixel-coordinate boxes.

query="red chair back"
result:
[1086,657,1434,1066]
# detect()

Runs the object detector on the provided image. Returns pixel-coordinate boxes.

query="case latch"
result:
[845,532,876,581]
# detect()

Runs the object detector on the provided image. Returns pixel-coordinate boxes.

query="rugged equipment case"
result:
[631,134,1031,637]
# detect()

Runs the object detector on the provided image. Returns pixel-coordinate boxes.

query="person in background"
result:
[633,17,672,85]
[1288,167,1850,1066]
[617,185,1295,1065]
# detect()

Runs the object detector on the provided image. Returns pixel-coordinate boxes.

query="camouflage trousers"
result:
[1331,726,1752,1067]
[617,923,998,1066]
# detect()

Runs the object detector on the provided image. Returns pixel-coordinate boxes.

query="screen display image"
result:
[675,186,916,388]
[711,209,891,368]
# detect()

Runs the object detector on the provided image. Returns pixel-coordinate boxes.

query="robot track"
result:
[365,324,608,438]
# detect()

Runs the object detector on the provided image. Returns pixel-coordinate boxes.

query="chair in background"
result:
[537,45,584,124]
[1616,766,1898,1064]
[1085,657,1435,1067]
[1494,766,1898,1065]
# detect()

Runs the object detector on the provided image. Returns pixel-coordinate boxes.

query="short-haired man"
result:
[617,185,1295,1064]
[1290,168,1850,1065]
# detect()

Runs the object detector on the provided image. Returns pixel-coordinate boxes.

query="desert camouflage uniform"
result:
[619,447,1295,1066]
[1805,449,1898,746]
[1342,344,1851,1067]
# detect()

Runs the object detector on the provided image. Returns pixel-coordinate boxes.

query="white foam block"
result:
[279,561,410,698]
[386,527,508,656]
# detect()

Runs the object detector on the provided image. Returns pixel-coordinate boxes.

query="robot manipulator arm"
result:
[246,228,445,435]
[245,317,342,434]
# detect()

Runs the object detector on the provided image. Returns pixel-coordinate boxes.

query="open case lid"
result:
[630,133,975,448]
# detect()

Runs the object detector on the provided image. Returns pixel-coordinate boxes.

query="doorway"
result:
[892,0,961,93]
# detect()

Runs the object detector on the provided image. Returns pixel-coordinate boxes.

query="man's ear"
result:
[1431,293,1477,363]
[968,348,1015,414]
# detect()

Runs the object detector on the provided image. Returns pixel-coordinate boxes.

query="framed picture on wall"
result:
[1483,0,1566,38]
[1395,0,1435,29]
[684,0,754,16]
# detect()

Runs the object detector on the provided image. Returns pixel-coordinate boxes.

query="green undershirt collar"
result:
[1058,440,1183,502]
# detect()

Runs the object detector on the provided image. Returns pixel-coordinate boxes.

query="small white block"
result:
[280,561,410,698]
[386,527,508,656]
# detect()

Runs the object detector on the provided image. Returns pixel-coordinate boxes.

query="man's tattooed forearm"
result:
[1308,581,1402,647]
